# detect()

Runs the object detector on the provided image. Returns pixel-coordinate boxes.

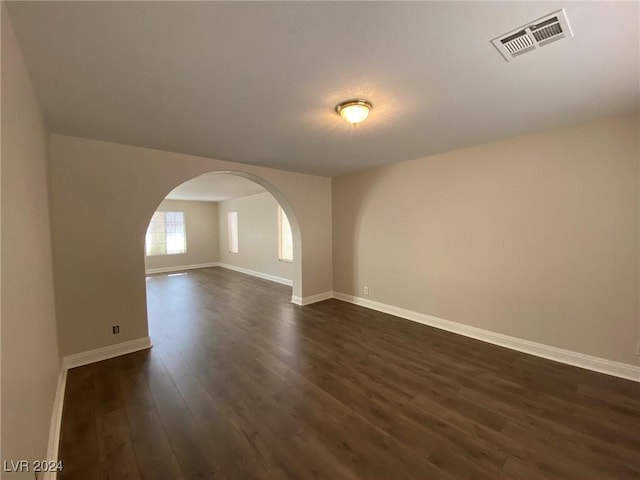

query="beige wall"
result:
[145,199,218,271]
[1,6,61,473]
[49,135,332,356]
[218,192,293,282]
[333,113,640,366]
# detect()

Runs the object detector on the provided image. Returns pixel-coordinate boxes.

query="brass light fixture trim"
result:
[335,99,373,125]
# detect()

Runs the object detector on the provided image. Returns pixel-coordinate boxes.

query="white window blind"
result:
[145,211,186,256]
[228,211,239,253]
[278,206,293,262]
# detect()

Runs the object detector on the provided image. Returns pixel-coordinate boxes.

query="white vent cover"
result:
[491,9,573,61]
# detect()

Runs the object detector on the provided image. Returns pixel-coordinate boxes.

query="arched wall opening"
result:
[49,135,332,358]
[142,171,303,302]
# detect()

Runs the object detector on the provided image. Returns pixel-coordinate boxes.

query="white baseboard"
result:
[63,336,153,370]
[43,364,67,479]
[217,263,293,287]
[333,292,640,382]
[291,291,334,306]
[145,262,219,275]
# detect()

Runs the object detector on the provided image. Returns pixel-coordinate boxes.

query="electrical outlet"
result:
[363,286,369,295]
[112,325,120,335]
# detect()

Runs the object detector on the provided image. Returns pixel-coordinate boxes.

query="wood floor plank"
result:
[57,267,640,480]
[139,454,183,480]
[119,374,174,469]
[95,408,141,480]
[151,384,220,479]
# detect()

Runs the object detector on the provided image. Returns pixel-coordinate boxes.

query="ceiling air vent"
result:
[491,9,573,62]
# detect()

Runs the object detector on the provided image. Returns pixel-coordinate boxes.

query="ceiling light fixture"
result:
[335,99,372,125]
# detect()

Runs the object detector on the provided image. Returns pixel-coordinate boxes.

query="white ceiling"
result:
[6,2,639,177]
[165,173,266,202]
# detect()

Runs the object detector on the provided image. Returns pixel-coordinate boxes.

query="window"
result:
[228,211,238,253]
[145,211,186,256]
[278,206,293,262]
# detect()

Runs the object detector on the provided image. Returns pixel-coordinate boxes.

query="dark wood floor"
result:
[58,267,640,480]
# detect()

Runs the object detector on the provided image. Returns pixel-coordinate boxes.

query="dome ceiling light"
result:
[335,99,372,125]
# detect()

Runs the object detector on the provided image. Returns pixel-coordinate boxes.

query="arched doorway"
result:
[47,135,332,360]
[142,171,303,339]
